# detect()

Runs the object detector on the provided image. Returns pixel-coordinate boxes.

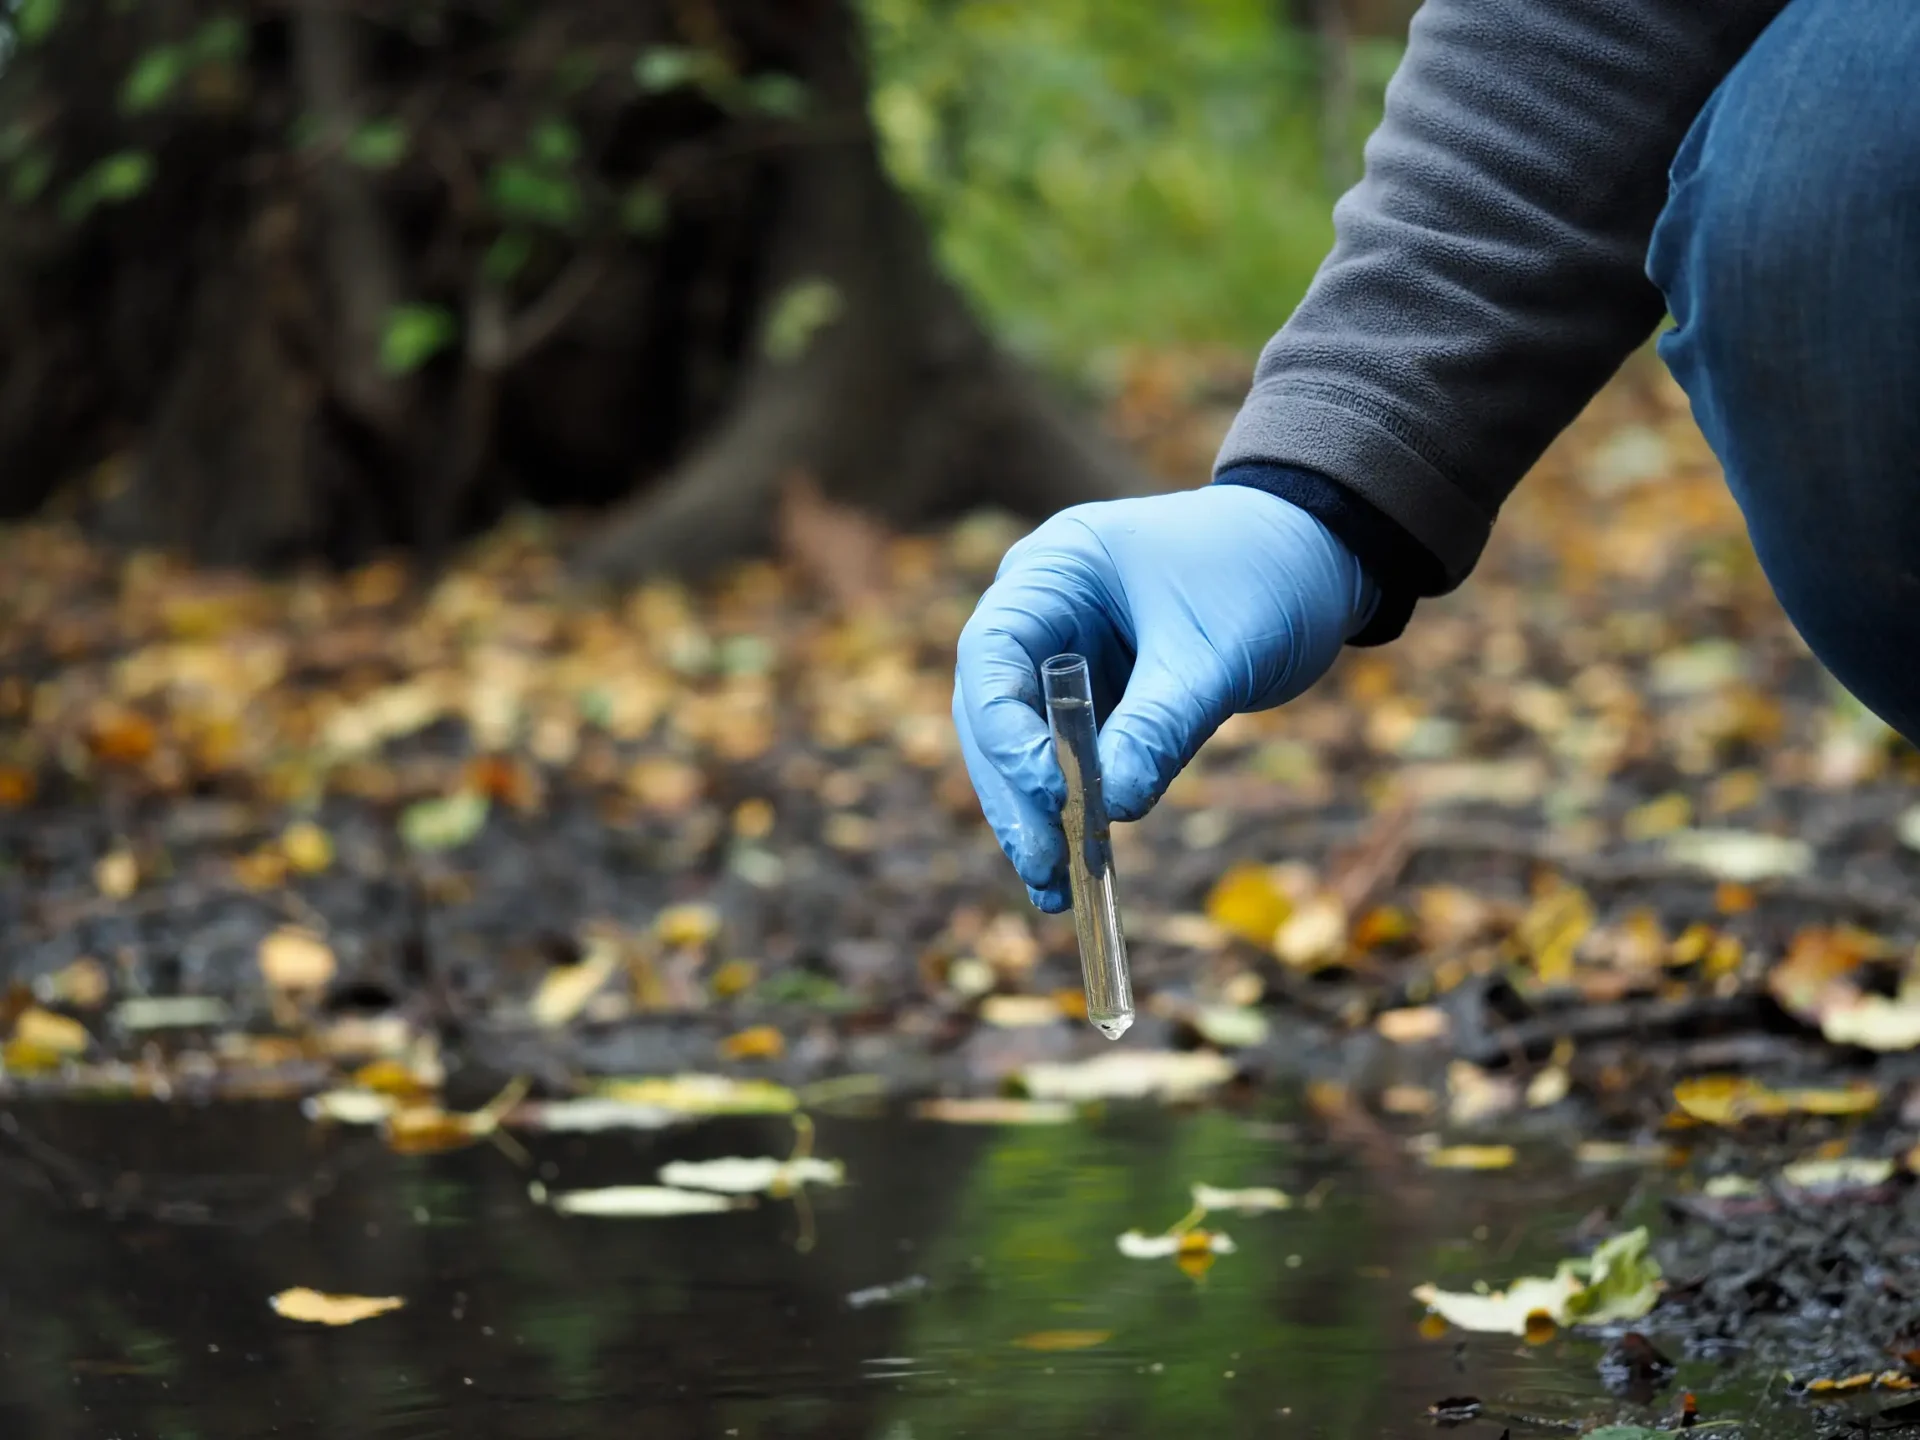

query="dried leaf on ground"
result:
[1204,863,1293,947]
[269,1288,405,1326]
[259,926,336,992]
[529,939,619,1027]
[398,790,489,852]
[1663,828,1812,882]
[1778,1156,1896,1194]
[1672,1075,1879,1125]
[1422,1144,1517,1172]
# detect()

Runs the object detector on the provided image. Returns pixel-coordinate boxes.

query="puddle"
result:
[0,1098,1854,1438]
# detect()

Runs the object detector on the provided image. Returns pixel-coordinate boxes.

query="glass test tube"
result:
[1042,654,1134,1040]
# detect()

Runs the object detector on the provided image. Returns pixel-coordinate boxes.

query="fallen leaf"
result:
[94,848,139,899]
[1663,828,1812,882]
[269,1288,404,1326]
[1013,1330,1111,1352]
[912,1097,1074,1125]
[383,1077,527,1155]
[845,1275,929,1308]
[38,957,109,1010]
[1272,893,1347,970]
[510,1098,682,1132]
[1412,1227,1660,1335]
[1203,864,1293,947]
[529,941,619,1027]
[259,926,336,993]
[13,1005,89,1055]
[593,1074,798,1114]
[1575,1141,1671,1167]
[655,903,722,949]
[657,1156,844,1195]
[1422,1144,1516,1171]
[302,1089,397,1126]
[1022,1050,1235,1103]
[1767,925,1882,1022]
[280,821,334,873]
[1117,1229,1236,1259]
[112,996,232,1031]
[1191,1005,1269,1049]
[398,790,489,852]
[1191,1183,1290,1213]
[1515,879,1592,987]
[1818,983,1920,1053]
[978,995,1060,1029]
[1778,1156,1896,1194]
[1673,1075,1879,1125]
[547,1185,745,1217]
[1376,1006,1449,1044]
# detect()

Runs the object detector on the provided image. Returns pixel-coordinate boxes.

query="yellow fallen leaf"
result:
[529,940,619,1027]
[1423,1144,1517,1171]
[95,848,139,900]
[382,1077,527,1155]
[280,821,334,873]
[1014,1330,1112,1352]
[594,1074,798,1114]
[912,1098,1074,1125]
[14,1005,89,1056]
[1376,1006,1449,1044]
[1672,1075,1880,1125]
[1204,864,1293,947]
[302,1089,396,1126]
[259,927,336,992]
[547,1185,745,1217]
[1272,894,1347,970]
[1515,879,1592,987]
[1191,1183,1290,1213]
[39,957,108,1010]
[718,1025,786,1060]
[269,1288,404,1326]
[656,903,722,949]
[978,994,1061,1028]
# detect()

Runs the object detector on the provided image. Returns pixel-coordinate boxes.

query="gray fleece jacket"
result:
[1213,0,1787,642]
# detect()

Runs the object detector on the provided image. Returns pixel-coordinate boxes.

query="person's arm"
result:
[1217,0,1786,642]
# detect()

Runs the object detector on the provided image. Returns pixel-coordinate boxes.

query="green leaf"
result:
[742,73,808,118]
[399,791,489,852]
[379,304,458,375]
[634,46,706,93]
[752,969,855,1012]
[15,0,62,43]
[482,229,533,285]
[1562,1225,1663,1326]
[190,14,247,63]
[346,120,408,170]
[120,46,186,115]
[1412,1226,1661,1336]
[486,159,580,228]
[529,119,580,168]
[9,152,52,205]
[60,150,153,221]
[618,183,666,237]
[759,278,843,363]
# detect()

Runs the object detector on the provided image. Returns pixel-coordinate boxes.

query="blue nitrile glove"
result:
[953,486,1378,911]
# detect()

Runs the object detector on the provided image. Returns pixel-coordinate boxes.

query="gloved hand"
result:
[953,485,1378,910]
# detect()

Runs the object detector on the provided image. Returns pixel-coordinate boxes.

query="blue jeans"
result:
[1649,0,1920,742]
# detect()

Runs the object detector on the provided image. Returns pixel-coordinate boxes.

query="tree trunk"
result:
[0,0,1148,578]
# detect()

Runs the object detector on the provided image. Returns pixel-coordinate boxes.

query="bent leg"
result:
[1649,0,1920,741]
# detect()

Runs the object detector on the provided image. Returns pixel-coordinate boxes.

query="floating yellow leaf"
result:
[659,1156,844,1195]
[912,1098,1074,1125]
[1423,1144,1517,1171]
[719,1024,787,1059]
[302,1089,396,1126]
[1023,1050,1235,1103]
[269,1288,404,1326]
[1204,864,1293,947]
[1014,1330,1112,1352]
[1117,1229,1236,1259]
[1191,1183,1290,1213]
[1413,1228,1660,1335]
[547,1185,745,1217]
[382,1077,527,1155]
[259,926,336,993]
[594,1074,798,1115]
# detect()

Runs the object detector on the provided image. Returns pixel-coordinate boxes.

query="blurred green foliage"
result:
[863,0,1400,371]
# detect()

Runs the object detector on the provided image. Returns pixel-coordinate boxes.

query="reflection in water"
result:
[0,1099,1804,1438]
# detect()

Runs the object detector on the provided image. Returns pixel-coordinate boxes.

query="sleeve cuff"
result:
[1214,462,1451,646]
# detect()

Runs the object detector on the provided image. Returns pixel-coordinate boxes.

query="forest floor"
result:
[8,354,1920,1399]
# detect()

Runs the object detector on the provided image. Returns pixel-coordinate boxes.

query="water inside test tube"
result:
[1042,654,1133,1040]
